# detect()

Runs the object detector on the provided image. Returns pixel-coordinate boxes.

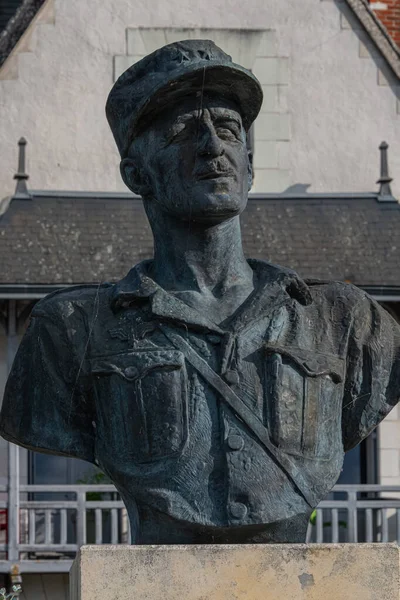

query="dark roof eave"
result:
[0,283,90,299]
[25,190,390,201]
[344,0,400,80]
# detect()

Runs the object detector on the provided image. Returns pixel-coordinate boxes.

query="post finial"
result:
[13,137,29,198]
[377,141,395,201]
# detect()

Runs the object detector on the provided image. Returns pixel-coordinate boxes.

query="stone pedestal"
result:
[70,543,400,600]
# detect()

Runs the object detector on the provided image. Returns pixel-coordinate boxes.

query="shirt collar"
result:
[110,258,312,334]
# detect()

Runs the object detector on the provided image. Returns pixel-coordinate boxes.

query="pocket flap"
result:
[90,349,185,380]
[264,344,344,383]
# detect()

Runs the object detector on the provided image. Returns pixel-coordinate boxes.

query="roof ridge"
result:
[0,0,45,68]
[345,0,400,79]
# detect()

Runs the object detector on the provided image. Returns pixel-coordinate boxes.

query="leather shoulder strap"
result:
[160,325,314,508]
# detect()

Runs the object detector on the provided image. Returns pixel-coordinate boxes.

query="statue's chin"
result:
[179,192,247,224]
[148,188,248,225]
[188,209,241,225]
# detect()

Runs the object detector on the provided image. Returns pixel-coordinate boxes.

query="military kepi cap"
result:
[106,39,263,158]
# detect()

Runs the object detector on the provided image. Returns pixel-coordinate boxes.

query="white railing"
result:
[0,485,130,573]
[18,485,130,550]
[307,485,400,544]
[0,484,400,572]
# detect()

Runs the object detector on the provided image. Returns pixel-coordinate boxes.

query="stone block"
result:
[260,84,289,114]
[253,141,290,173]
[199,29,264,69]
[70,543,400,600]
[0,54,18,80]
[380,449,400,478]
[380,478,400,499]
[277,141,291,170]
[255,30,278,58]
[378,68,390,86]
[253,57,289,85]
[126,29,147,56]
[235,31,266,70]
[113,55,144,81]
[340,13,352,29]
[254,141,278,169]
[254,140,290,170]
[253,168,291,193]
[199,30,246,66]
[384,406,399,422]
[358,34,380,59]
[165,29,197,46]
[260,86,279,112]
[277,85,289,112]
[140,28,168,54]
[379,420,400,450]
[254,113,291,141]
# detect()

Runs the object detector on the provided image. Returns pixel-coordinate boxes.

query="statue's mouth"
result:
[196,170,233,180]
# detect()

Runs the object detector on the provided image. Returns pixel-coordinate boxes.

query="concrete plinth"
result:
[70,543,400,600]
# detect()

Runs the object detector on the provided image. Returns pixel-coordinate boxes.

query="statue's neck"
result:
[147,209,253,297]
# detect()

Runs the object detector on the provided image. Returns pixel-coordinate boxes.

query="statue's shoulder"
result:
[251,260,369,309]
[305,277,372,309]
[305,277,364,296]
[31,283,114,322]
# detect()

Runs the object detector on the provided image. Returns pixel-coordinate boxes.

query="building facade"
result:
[0,0,399,198]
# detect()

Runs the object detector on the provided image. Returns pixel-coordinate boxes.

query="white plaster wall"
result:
[0,0,398,197]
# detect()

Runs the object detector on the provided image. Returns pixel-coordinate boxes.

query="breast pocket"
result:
[90,349,188,464]
[264,345,344,461]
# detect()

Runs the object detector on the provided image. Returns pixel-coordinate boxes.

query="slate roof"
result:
[0,0,45,68]
[0,190,399,289]
[0,0,23,35]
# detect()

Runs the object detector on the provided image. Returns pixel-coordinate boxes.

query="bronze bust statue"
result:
[1,40,400,544]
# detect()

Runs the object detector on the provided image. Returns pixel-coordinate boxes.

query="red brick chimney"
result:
[368,0,400,47]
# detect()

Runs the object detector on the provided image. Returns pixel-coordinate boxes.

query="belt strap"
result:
[160,325,314,508]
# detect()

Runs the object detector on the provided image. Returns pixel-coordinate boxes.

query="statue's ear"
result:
[120,158,139,193]
[120,158,152,197]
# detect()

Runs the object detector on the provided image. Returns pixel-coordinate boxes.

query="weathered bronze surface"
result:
[1,40,400,544]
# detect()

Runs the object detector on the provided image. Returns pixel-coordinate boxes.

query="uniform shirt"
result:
[1,259,400,543]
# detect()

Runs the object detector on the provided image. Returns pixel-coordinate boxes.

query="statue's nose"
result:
[197,127,225,157]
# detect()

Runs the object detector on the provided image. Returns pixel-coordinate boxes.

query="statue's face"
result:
[124,95,251,223]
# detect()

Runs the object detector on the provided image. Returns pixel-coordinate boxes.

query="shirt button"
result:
[224,370,239,385]
[124,366,138,379]
[227,435,244,451]
[229,502,247,520]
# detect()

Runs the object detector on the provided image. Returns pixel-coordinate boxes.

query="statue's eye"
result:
[216,127,234,135]
[215,122,241,140]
